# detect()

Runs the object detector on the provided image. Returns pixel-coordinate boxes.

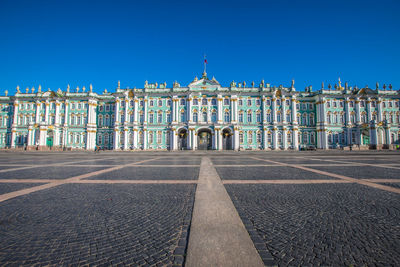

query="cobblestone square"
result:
[0,151,399,266]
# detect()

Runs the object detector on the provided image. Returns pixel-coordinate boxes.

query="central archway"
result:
[178,128,188,150]
[197,128,212,150]
[222,128,233,150]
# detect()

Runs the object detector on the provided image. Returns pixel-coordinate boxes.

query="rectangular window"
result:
[238,99,243,106]
[239,113,243,123]
[247,132,253,144]
[157,113,162,123]
[247,99,252,106]
[167,113,171,123]
[256,99,261,106]
[224,99,230,105]
[256,113,261,123]
[239,133,243,144]
[247,112,252,123]
[149,113,154,123]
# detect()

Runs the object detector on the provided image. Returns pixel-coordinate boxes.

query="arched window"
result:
[180,112,186,122]
[180,99,186,105]
[303,132,309,144]
[239,132,244,143]
[247,131,253,144]
[277,132,282,144]
[193,112,198,122]
[266,113,271,123]
[267,133,272,143]
[149,113,154,123]
[247,111,252,123]
[157,131,162,144]
[203,112,208,122]
[202,98,207,105]
[256,132,262,143]
[256,112,261,123]
[287,132,292,143]
[211,112,217,122]
[149,132,154,144]
[167,99,172,106]
[105,115,109,126]
[224,111,230,123]
[239,112,244,123]
[158,100,162,107]
[157,113,162,123]
[224,99,230,105]
[277,113,281,122]
[211,99,216,105]
[193,99,198,105]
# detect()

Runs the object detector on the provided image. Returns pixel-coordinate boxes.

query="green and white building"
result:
[1,72,400,151]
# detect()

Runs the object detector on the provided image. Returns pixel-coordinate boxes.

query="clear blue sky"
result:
[0,0,399,94]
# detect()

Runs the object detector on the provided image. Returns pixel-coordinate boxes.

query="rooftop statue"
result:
[376,82,379,90]
[57,88,62,94]
[144,80,148,88]
[321,82,324,89]
[383,84,386,90]
[76,86,80,93]
[389,84,393,90]
[291,79,295,88]
[230,81,236,87]
[251,81,255,87]
[82,86,86,93]
[118,80,121,89]
[31,87,35,93]
[173,81,180,88]
[38,85,42,93]
[260,79,265,88]
[345,82,348,90]
[243,81,246,87]
[25,87,29,93]
[5,90,8,96]
[90,84,93,92]
[16,85,20,93]
[328,84,332,90]
[67,84,70,93]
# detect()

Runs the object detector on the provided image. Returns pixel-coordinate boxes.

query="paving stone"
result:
[216,166,338,180]
[0,183,196,266]
[0,166,109,180]
[225,183,400,266]
[0,183,45,195]
[87,166,199,180]
[304,165,400,179]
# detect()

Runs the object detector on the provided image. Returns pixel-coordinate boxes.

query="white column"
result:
[345,98,351,125]
[113,129,119,150]
[347,128,352,146]
[367,98,372,122]
[133,129,138,149]
[55,101,60,125]
[172,97,177,123]
[385,128,391,145]
[234,127,239,151]
[45,101,50,124]
[272,128,277,150]
[39,126,47,147]
[123,128,129,150]
[134,98,139,123]
[11,102,19,148]
[217,95,223,123]
[35,102,40,123]
[172,128,177,150]
[272,98,277,123]
[293,128,299,150]
[231,96,237,123]
[144,97,148,123]
[193,129,197,150]
[115,98,120,124]
[377,98,383,122]
[27,126,33,147]
[283,129,287,150]
[216,128,223,150]
[187,96,192,122]
[187,128,192,150]
[207,99,211,122]
[292,97,298,124]
[124,99,128,125]
[282,98,286,123]
[321,97,327,124]
[355,98,361,124]
[64,101,69,127]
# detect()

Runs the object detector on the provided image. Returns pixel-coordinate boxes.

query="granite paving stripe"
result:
[251,157,400,194]
[378,183,400,189]
[362,179,400,183]
[0,179,58,183]
[0,157,161,202]
[186,157,266,266]
[86,166,200,180]
[307,157,400,170]
[225,183,400,266]
[75,179,198,184]
[222,179,353,184]
[216,166,338,180]
[0,183,196,266]
[0,166,111,180]
[0,183,46,195]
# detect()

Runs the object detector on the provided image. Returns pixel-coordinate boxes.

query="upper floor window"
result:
[211,99,217,105]
[247,99,252,106]
[238,99,243,106]
[256,113,261,123]
[167,99,172,106]
[157,113,162,123]
[149,100,154,107]
[193,99,198,105]
[266,99,271,106]
[256,99,261,106]
[285,100,290,106]
[193,112,198,122]
[224,111,230,123]
[180,99,186,105]
[224,99,230,105]
[276,99,281,106]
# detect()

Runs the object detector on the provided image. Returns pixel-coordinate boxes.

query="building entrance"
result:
[178,129,188,150]
[222,128,233,150]
[197,129,212,150]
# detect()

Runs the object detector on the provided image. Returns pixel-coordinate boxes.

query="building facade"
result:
[1,73,400,151]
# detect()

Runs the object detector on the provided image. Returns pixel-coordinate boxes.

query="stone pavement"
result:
[0,150,399,266]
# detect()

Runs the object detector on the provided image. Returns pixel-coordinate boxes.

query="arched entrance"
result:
[197,128,212,150]
[178,128,188,150]
[222,128,233,150]
[46,130,54,148]
[361,129,370,145]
